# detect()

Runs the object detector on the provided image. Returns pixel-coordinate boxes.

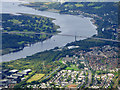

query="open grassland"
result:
[27,74,45,83]
[66,65,79,71]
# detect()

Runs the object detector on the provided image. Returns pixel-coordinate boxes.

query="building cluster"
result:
[67,9,117,37]
[27,70,87,88]
[0,69,32,88]
[91,73,115,88]
[62,56,78,64]
[76,45,118,71]
[49,70,86,87]
[65,9,103,20]
[1,45,118,89]
[21,49,118,89]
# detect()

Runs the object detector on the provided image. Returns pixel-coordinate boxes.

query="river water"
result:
[1,2,97,62]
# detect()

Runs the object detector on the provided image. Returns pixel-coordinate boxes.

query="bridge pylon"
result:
[75,35,77,41]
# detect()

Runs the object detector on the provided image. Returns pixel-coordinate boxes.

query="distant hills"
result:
[1,0,119,3]
[19,0,120,2]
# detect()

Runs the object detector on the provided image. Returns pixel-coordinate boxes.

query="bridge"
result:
[2,31,120,43]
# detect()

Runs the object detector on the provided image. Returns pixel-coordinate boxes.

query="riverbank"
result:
[1,2,119,89]
[24,2,117,40]
[2,2,97,62]
[2,13,60,55]
[22,2,98,35]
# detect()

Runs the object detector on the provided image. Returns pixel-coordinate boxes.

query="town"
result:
[1,1,119,89]
[1,45,119,89]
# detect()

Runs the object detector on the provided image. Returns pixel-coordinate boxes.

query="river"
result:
[1,2,97,62]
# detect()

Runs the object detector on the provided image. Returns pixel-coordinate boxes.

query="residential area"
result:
[1,1,119,89]
[1,45,119,89]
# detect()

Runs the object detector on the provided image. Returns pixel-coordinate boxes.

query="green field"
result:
[59,58,63,64]
[75,4,84,7]
[66,65,79,71]
[27,74,45,83]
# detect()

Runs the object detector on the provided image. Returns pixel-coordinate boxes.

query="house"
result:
[78,77,82,81]
[68,70,71,73]
[0,71,2,76]
[109,69,115,72]
[108,73,114,77]
[79,75,85,79]
[101,75,107,79]
[84,68,88,70]
[96,75,100,79]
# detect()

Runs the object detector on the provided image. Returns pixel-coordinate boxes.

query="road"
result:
[113,76,120,88]
[2,31,120,42]
[85,70,92,88]
[45,66,60,79]
[91,37,120,43]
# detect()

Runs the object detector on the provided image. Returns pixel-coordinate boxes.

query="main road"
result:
[2,31,120,42]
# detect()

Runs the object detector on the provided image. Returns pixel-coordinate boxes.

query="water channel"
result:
[1,2,97,62]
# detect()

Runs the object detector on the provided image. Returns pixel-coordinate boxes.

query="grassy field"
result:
[27,74,45,83]
[75,4,84,7]
[59,60,63,64]
[66,65,79,71]
[59,57,63,64]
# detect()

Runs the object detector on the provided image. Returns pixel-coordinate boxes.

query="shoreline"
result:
[38,9,98,38]
[2,3,97,62]
[2,13,61,55]
[2,14,97,56]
